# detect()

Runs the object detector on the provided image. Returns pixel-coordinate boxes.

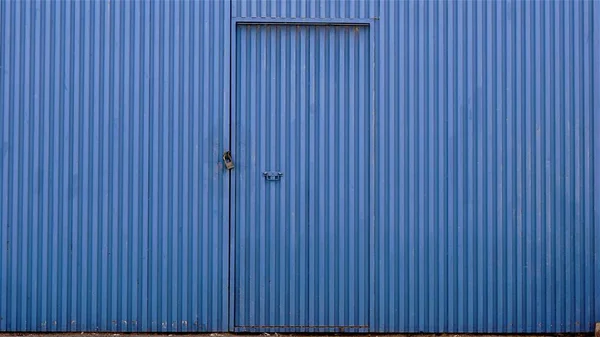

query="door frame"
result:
[228,17,376,332]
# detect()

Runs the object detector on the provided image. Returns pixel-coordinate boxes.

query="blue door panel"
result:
[234,24,371,330]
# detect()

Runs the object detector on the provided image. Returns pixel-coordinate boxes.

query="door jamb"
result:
[228,17,376,332]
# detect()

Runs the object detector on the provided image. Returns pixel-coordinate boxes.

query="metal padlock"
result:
[222,151,234,170]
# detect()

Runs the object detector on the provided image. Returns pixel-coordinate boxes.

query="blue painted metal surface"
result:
[0,0,230,332]
[232,23,371,333]
[1,0,599,334]
[371,1,599,332]
[231,0,376,19]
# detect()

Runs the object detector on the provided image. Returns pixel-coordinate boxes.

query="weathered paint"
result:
[1,0,599,333]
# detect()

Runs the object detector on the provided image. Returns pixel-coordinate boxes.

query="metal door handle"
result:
[263,171,283,181]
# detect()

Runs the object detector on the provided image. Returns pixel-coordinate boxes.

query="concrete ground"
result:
[0,333,595,337]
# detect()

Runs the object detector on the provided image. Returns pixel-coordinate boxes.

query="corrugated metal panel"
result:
[232,0,377,19]
[0,0,230,332]
[232,23,370,333]
[372,0,599,333]
[1,0,599,334]
[595,1,600,329]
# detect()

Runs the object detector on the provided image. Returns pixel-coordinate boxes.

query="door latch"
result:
[263,171,283,181]
[222,151,234,170]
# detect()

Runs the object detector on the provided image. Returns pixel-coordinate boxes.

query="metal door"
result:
[233,23,370,332]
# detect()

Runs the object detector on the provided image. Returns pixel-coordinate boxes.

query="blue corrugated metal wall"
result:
[1,0,599,333]
[0,0,230,332]
[371,0,599,333]
[231,0,375,18]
